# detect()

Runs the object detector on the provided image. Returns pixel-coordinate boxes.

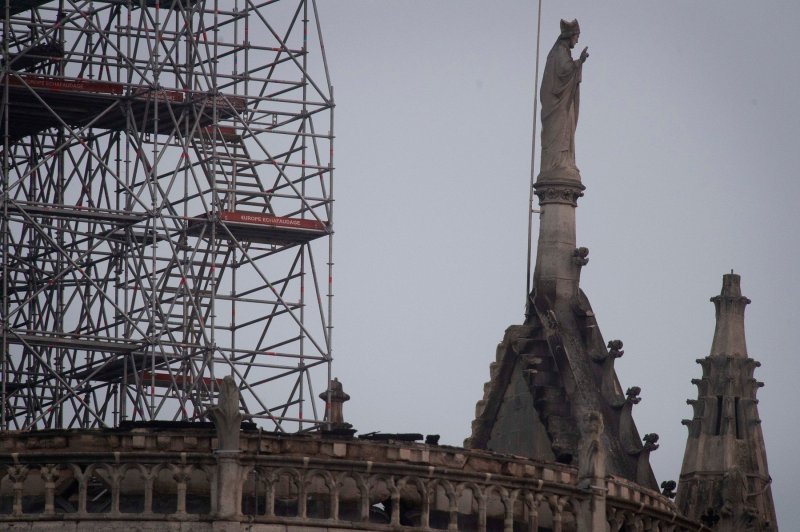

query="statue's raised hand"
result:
[580,46,589,63]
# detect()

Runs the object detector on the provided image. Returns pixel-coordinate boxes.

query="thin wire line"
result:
[526,0,543,299]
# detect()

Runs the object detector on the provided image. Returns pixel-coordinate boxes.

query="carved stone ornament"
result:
[700,508,721,527]
[607,339,624,358]
[642,433,659,452]
[625,386,641,405]
[577,410,605,488]
[208,375,243,452]
[544,309,559,329]
[534,184,585,206]
[573,247,589,267]
[320,377,352,429]
[721,466,757,521]
[660,480,677,499]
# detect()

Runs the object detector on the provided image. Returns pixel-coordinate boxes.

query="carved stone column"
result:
[209,375,243,531]
[532,179,585,307]
[40,465,57,516]
[576,411,607,532]
[174,465,191,516]
[8,464,27,516]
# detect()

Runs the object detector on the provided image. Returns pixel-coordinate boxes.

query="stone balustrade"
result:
[0,428,705,531]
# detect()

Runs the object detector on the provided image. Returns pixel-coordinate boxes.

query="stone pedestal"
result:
[215,450,241,521]
[532,178,585,306]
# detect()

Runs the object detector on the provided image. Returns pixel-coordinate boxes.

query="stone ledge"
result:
[0,429,704,531]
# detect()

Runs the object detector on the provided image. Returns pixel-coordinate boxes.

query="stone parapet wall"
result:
[0,428,705,531]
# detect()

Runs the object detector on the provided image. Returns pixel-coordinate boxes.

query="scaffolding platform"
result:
[2,42,64,70]
[2,0,199,18]
[187,211,329,245]
[100,0,202,9]
[73,356,222,390]
[6,333,140,354]
[70,351,177,383]
[3,74,246,140]
[6,203,149,226]
[141,371,223,389]
[1,0,50,17]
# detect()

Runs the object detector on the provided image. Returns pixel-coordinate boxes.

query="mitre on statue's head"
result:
[560,18,580,38]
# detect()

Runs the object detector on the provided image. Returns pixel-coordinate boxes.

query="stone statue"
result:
[721,466,758,527]
[538,19,589,182]
[577,410,604,489]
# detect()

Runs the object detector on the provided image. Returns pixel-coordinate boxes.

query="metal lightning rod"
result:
[526,0,543,299]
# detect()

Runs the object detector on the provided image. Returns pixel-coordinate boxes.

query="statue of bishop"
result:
[538,19,588,182]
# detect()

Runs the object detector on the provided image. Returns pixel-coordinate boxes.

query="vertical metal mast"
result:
[0,0,334,432]
[526,0,543,299]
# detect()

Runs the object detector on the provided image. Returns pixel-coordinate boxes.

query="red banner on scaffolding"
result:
[219,211,327,231]
[131,86,185,103]
[8,74,124,95]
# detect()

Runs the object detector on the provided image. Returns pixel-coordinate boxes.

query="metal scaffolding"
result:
[1,0,335,432]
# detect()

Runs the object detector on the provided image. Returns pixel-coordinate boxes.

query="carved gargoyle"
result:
[660,480,677,499]
[607,339,624,358]
[573,247,589,267]
[642,433,659,452]
[208,376,243,452]
[626,386,642,405]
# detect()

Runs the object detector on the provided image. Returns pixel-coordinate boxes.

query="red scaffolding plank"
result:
[219,211,326,231]
[187,210,329,245]
[2,74,245,139]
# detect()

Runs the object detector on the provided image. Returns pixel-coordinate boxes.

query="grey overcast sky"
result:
[315,1,799,526]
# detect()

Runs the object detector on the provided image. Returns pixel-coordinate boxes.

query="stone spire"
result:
[466,21,659,496]
[709,272,749,358]
[676,273,778,530]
